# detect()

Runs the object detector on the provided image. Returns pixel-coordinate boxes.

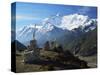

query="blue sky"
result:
[12,2,97,30]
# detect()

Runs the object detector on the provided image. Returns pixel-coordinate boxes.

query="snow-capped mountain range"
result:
[60,14,97,30]
[16,13,97,47]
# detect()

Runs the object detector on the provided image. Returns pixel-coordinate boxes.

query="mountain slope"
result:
[11,40,27,51]
[16,14,97,49]
[79,28,97,56]
[66,28,97,56]
[35,24,71,47]
[16,25,41,45]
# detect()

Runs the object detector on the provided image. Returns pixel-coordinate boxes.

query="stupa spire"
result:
[33,24,36,40]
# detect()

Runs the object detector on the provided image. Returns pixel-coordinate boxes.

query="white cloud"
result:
[16,15,40,20]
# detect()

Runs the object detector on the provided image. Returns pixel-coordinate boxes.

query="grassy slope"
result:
[16,49,89,73]
[16,28,97,72]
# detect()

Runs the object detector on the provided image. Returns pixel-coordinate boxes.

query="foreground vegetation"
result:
[16,47,90,73]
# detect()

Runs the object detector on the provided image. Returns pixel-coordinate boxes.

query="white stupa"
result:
[24,24,40,63]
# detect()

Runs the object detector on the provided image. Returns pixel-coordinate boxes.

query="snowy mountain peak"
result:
[16,24,42,38]
[42,13,62,26]
[16,14,97,47]
[38,22,57,33]
[42,13,97,31]
[60,14,97,31]
[17,14,97,36]
[17,24,42,32]
[42,23,55,30]
[60,14,90,30]
[56,13,60,17]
